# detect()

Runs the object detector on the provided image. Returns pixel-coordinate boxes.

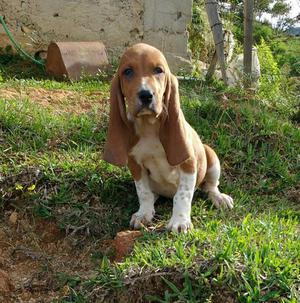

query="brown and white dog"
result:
[103,43,233,233]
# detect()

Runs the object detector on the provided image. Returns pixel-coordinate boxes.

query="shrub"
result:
[253,22,275,44]
[188,0,214,63]
[289,56,300,76]
[257,38,282,100]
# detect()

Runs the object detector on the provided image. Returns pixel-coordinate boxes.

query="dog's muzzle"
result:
[136,89,157,116]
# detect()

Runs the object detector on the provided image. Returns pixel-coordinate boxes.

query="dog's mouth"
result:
[135,103,160,118]
[137,108,156,116]
[136,109,159,125]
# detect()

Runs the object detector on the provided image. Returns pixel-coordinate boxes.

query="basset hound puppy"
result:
[103,43,233,233]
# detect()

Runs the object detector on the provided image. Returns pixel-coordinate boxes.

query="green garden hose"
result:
[0,15,45,66]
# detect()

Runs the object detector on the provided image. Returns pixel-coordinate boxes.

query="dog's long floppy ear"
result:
[159,74,193,166]
[103,75,130,166]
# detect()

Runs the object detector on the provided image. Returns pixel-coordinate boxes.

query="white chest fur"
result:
[129,118,180,197]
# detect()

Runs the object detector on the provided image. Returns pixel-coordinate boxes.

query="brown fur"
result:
[127,155,142,181]
[204,144,218,169]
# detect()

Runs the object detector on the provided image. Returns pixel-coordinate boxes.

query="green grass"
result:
[0,57,299,302]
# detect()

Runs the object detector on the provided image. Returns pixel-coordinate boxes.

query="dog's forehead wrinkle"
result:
[120,45,167,70]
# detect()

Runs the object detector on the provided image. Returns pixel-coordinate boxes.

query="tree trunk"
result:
[243,0,254,88]
[206,50,218,80]
[205,0,227,85]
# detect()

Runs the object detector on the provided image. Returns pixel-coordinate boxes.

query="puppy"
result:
[103,43,233,232]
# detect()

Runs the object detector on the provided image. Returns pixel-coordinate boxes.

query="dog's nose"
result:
[138,89,153,105]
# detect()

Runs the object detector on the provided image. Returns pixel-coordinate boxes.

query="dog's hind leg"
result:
[202,145,233,209]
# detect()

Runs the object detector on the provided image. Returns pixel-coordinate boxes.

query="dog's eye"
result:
[123,68,134,77]
[154,67,163,74]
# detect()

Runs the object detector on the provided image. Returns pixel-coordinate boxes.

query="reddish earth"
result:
[0,87,109,114]
[0,209,145,302]
[0,211,100,302]
[0,270,14,294]
[114,230,142,262]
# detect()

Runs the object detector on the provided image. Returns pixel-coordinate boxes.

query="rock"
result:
[9,212,18,225]
[114,230,142,262]
[0,270,14,294]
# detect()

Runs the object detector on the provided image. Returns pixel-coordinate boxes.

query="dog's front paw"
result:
[130,210,154,229]
[210,193,234,209]
[167,215,193,233]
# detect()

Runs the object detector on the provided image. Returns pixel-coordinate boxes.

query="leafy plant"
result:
[188,0,214,65]
[146,273,200,303]
[257,38,282,100]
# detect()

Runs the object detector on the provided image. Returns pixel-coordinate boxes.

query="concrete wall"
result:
[0,0,192,73]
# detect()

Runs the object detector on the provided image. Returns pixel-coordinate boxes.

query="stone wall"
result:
[0,0,192,72]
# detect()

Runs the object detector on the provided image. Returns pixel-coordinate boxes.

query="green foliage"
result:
[271,0,291,17]
[289,55,300,77]
[271,37,300,77]
[219,0,293,31]
[188,0,214,66]
[232,20,276,46]
[271,39,288,67]
[146,273,202,303]
[257,38,282,100]
[253,23,300,77]
[253,22,275,43]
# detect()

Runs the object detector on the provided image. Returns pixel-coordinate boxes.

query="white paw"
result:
[167,215,193,233]
[130,210,154,229]
[210,193,234,209]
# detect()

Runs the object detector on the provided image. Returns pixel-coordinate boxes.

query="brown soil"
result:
[0,210,101,302]
[0,209,149,302]
[114,230,142,262]
[0,87,108,114]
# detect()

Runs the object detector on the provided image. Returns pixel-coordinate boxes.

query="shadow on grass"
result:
[0,52,115,82]
[0,161,139,240]
[0,53,47,80]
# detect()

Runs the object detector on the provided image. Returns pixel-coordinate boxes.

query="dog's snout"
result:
[138,89,153,105]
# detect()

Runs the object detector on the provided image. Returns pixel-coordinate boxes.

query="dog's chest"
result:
[130,136,179,188]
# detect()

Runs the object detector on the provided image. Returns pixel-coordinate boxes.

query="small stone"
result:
[9,212,18,225]
[114,230,142,262]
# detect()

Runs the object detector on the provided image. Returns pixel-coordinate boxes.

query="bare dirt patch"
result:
[0,87,108,114]
[0,211,104,302]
